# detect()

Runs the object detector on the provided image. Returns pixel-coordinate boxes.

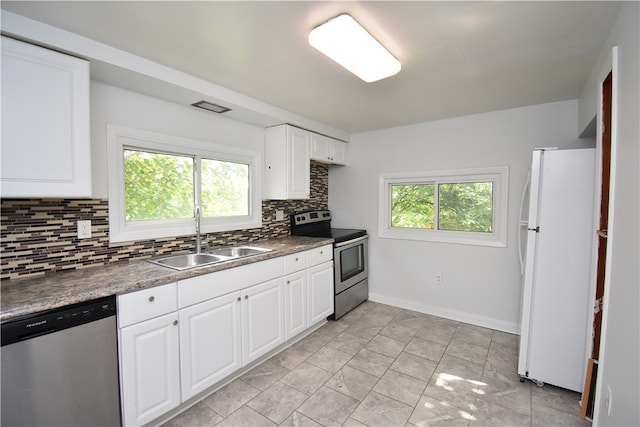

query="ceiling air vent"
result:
[191,100,232,114]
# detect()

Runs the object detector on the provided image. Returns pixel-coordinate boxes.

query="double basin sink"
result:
[148,246,272,271]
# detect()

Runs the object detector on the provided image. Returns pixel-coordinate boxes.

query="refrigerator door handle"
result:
[518,172,532,275]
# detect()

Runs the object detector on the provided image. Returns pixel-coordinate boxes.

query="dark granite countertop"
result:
[0,236,333,322]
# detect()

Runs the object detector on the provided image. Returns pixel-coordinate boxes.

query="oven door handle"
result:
[334,235,368,248]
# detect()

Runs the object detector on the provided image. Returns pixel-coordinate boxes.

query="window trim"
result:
[378,166,509,247]
[107,125,262,243]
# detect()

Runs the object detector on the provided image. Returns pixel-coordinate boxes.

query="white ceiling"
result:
[1,1,621,135]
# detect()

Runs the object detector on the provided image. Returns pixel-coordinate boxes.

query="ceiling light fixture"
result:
[191,100,231,114]
[309,14,401,83]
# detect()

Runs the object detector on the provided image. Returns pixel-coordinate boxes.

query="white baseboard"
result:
[368,292,520,334]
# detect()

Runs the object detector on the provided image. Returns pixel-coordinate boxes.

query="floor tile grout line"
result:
[167,303,587,427]
[257,315,378,426]
[339,314,412,425]
[342,310,446,425]
[290,311,406,425]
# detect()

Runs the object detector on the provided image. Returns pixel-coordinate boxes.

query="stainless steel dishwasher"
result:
[1,295,121,426]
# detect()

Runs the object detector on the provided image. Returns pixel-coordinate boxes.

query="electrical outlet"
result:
[275,210,284,221]
[77,220,92,239]
[435,274,443,285]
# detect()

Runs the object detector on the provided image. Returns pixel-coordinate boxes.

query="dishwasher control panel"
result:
[1,295,116,346]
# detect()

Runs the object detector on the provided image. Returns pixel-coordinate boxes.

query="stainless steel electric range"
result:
[290,210,368,320]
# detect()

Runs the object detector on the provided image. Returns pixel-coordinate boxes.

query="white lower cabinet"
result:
[242,278,285,364]
[285,245,334,336]
[118,247,332,425]
[179,292,242,400]
[284,271,307,339]
[119,312,181,427]
[179,278,284,400]
[308,261,335,324]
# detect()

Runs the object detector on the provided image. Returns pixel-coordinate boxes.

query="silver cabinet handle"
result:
[245,295,249,300]
[237,296,241,302]
[173,320,178,326]
[148,296,155,302]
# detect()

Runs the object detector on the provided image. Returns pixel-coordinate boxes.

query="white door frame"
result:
[586,45,619,424]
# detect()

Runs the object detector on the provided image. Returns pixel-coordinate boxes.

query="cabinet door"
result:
[1,36,91,198]
[264,124,310,200]
[310,133,330,162]
[307,261,335,325]
[119,312,180,427]
[284,272,307,339]
[179,292,242,400]
[330,140,347,165]
[287,127,310,199]
[310,134,347,165]
[242,278,285,364]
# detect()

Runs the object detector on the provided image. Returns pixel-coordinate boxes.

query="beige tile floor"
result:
[163,301,590,427]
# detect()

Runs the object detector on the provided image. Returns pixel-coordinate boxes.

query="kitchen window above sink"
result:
[106,125,262,243]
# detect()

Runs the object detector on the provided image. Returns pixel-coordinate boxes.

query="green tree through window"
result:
[201,158,249,217]
[391,184,435,228]
[124,150,194,221]
[391,181,493,232]
[124,149,250,223]
[439,182,493,232]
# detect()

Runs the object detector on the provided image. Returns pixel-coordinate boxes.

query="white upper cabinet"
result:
[1,36,91,198]
[264,124,310,200]
[310,133,347,165]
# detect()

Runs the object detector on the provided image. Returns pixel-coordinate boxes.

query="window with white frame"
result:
[107,125,261,243]
[378,167,508,247]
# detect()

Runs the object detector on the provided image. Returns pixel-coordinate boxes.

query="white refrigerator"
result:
[518,148,596,392]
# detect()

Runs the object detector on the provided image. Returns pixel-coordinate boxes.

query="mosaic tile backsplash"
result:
[1,165,329,280]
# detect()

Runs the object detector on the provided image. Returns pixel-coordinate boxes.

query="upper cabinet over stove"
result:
[263,124,347,200]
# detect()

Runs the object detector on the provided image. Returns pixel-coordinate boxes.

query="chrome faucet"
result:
[195,205,201,254]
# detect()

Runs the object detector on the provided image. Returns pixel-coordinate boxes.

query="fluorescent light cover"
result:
[309,14,400,83]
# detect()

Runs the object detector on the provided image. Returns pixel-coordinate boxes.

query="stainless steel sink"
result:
[207,246,272,258]
[148,253,231,270]
[148,246,272,270]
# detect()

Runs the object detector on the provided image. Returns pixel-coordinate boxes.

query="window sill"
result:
[378,228,506,247]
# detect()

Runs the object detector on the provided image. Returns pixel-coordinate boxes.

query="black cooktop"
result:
[290,210,366,244]
[329,228,367,244]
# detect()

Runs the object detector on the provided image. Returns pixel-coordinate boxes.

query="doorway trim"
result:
[586,45,619,424]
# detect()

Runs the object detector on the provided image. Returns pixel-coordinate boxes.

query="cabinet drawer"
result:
[118,282,178,328]
[307,245,333,267]
[283,251,306,275]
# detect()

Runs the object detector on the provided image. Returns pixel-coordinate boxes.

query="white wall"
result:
[90,82,265,198]
[579,2,640,425]
[329,100,594,333]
